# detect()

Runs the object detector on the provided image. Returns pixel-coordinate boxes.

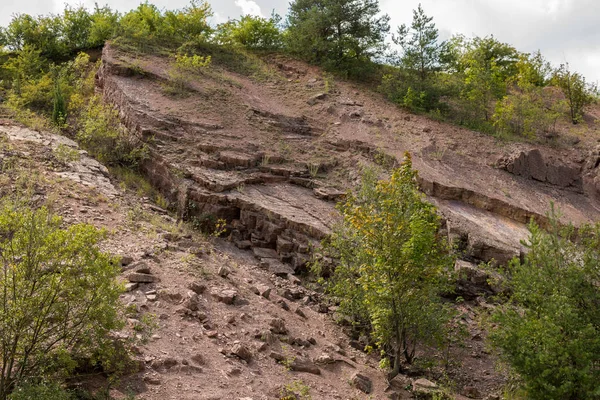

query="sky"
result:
[0,0,599,83]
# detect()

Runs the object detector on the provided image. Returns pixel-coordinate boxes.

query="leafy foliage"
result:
[552,63,598,124]
[394,4,443,82]
[490,209,600,399]
[0,199,123,399]
[317,156,455,377]
[285,0,390,74]
[215,15,282,50]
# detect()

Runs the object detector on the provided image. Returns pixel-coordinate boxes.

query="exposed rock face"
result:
[497,148,582,192]
[96,43,600,279]
[96,44,335,275]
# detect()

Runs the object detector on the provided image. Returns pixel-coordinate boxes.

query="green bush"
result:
[9,382,73,400]
[0,199,123,399]
[77,95,146,166]
[315,156,455,377]
[490,209,600,399]
[215,15,282,50]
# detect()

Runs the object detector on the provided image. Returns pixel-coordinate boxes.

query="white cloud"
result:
[234,0,263,17]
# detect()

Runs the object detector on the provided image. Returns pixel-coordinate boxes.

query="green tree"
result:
[394,4,442,82]
[0,199,123,399]
[51,79,67,127]
[492,54,562,138]
[319,155,454,377]
[2,14,65,59]
[552,63,597,124]
[215,15,282,50]
[61,5,92,52]
[285,0,389,72]
[88,4,120,48]
[490,209,600,400]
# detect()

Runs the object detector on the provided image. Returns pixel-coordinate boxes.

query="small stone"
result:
[206,330,218,338]
[188,281,206,294]
[289,358,320,375]
[249,286,260,295]
[125,283,138,292]
[212,289,237,305]
[276,299,290,311]
[269,351,285,362]
[143,375,161,385]
[218,266,230,278]
[127,272,158,283]
[120,256,134,266]
[413,378,438,396]
[351,373,372,394]
[295,307,307,319]
[232,343,253,362]
[133,262,151,274]
[269,318,288,334]
[146,294,157,301]
[258,285,271,299]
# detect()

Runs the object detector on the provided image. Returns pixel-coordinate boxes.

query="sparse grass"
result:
[111,166,169,209]
[308,163,320,178]
[429,147,446,161]
[53,143,80,164]
[280,379,311,400]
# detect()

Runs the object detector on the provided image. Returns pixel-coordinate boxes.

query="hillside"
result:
[76,42,600,398]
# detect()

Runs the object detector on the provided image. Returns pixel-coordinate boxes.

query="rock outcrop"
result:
[496,148,582,192]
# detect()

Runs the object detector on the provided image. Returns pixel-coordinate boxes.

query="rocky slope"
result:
[4,42,593,399]
[0,121,501,399]
[97,43,600,273]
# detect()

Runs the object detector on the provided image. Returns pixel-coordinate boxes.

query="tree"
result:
[285,0,389,71]
[0,200,123,399]
[88,4,120,48]
[394,4,442,82]
[61,5,93,52]
[553,63,597,124]
[490,209,600,400]
[215,15,282,50]
[319,155,454,377]
[492,53,562,138]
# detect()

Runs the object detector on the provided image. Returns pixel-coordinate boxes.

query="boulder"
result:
[231,343,253,362]
[269,318,288,334]
[211,289,237,305]
[351,373,373,394]
[127,272,158,283]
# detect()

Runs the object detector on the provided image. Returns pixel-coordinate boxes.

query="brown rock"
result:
[295,307,307,319]
[269,318,288,334]
[351,373,373,394]
[212,288,237,305]
[127,272,158,283]
[188,281,206,294]
[232,343,253,362]
[218,266,230,278]
[289,358,320,375]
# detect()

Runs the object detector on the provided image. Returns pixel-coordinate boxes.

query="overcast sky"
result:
[1,0,599,83]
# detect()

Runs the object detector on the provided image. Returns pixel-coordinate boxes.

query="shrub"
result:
[215,15,282,50]
[76,95,145,166]
[8,382,73,400]
[490,209,600,399]
[316,155,455,377]
[0,199,123,399]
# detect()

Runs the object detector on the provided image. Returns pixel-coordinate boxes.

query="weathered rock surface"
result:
[496,148,582,191]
